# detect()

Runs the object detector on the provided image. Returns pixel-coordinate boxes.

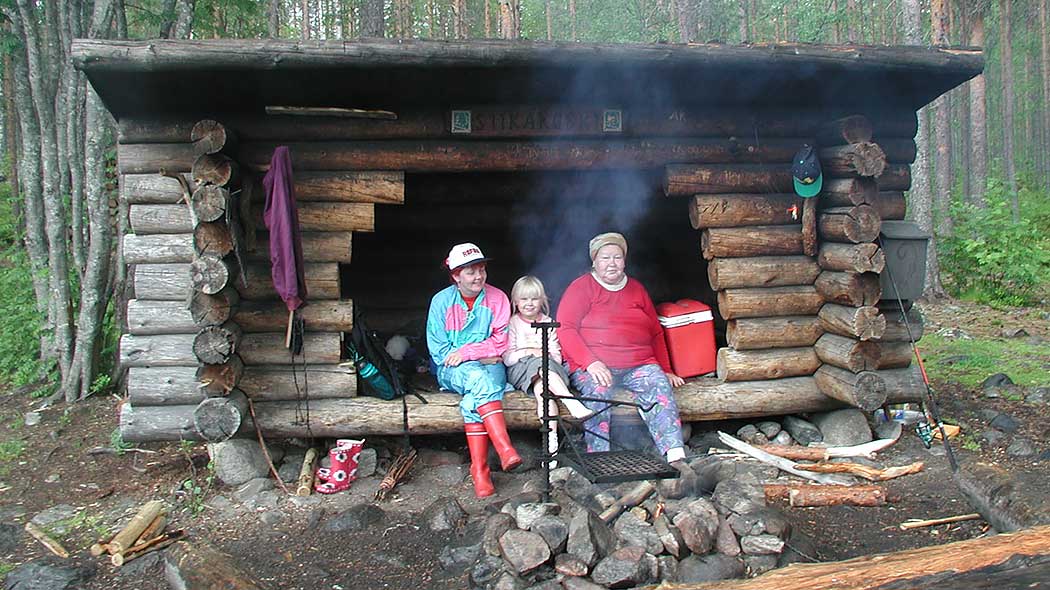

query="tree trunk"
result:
[172,0,194,38]
[1000,0,1019,221]
[360,0,384,37]
[969,11,988,207]
[545,0,552,40]
[674,0,697,42]
[268,0,280,37]
[1042,0,1050,193]
[569,0,577,41]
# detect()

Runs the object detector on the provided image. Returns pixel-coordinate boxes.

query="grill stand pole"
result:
[531,320,560,503]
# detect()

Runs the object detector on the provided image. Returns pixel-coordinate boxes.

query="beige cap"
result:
[588,232,628,261]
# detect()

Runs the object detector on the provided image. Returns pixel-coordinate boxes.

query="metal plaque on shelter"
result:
[603,109,623,133]
[451,110,472,134]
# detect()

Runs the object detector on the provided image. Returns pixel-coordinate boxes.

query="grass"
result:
[0,562,14,577]
[919,332,1050,389]
[0,439,26,477]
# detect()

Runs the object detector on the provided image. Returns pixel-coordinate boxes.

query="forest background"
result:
[0,0,1047,406]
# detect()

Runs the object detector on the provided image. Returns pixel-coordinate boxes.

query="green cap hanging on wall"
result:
[791,144,823,198]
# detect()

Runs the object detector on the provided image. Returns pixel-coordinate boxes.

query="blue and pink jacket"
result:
[426,284,511,366]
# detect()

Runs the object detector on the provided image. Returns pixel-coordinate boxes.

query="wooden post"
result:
[815,365,887,410]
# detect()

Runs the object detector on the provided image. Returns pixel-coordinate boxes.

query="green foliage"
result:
[920,332,1050,389]
[0,562,15,577]
[0,186,46,389]
[940,178,1050,307]
[0,438,26,476]
[109,428,133,455]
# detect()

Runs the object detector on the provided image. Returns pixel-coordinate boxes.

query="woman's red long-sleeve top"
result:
[555,274,672,374]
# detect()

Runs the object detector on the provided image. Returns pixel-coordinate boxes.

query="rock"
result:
[371,550,409,569]
[276,457,302,483]
[612,511,663,555]
[554,553,589,577]
[657,554,679,582]
[728,511,761,536]
[652,514,687,558]
[418,448,464,466]
[743,554,779,577]
[983,387,1003,399]
[737,424,759,440]
[492,571,524,590]
[438,541,483,572]
[4,561,92,589]
[684,498,720,536]
[740,534,785,555]
[484,512,518,556]
[561,576,606,590]
[24,412,41,426]
[286,495,321,509]
[499,529,551,575]
[715,517,741,556]
[0,523,21,555]
[516,503,560,530]
[770,430,794,446]
[981,373,1014,389]
[423,497,467,532]
[356,448,378,478]
[672,512,713,555]
[208,440,272,486]
[874,420,903,441]
[757,421,781,439]
[561,471,604,513]
[245,490,279,511]
[978,409,1001,423]
[116,550,163,578]
[258,510,283,526]
[30,505,79,536]
[779,529,818,566]
[1007,438,1037,458]
[782,416,823,446]
[548,466,575,486]
[44,474,60,484]
[990,413,1020,434]
[233,477,275,503]
[590,546,653,589]
[713,478,766,516]
[751,508,792,539]
[566,509,614,567]
[811,409,873,447]
[498,492,544,518]
[939,353,972,364]
[530,515,569,554]
[265,444,285,465]
[1026,387,1050,405]
[204,494,238,517]
[470,555,508,588]
[979,429,1006,445]
[322,503,385,533]
[1001,327,1029,338]
[523,578,561,590]
[676,553,745,584]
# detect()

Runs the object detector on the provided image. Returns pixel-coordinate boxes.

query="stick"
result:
[765,484,889,507]
[374,447,417,502]
[112,530,186,566]
[755,438,897,461]
[134,515,167,546]
[716,432,854,485]
[796,461,924,482]
[24,521,70,558]
[900,513,983,530]
[285,309,294,349]
[108,500,167,555]
[246,398,291,495]
[296,447,320,497]
[264,105,398,119]
[599,481,655,523]
[90,542,110,557]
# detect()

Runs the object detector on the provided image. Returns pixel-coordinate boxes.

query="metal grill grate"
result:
[557,450,679,484]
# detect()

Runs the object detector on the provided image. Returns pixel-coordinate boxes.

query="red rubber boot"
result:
[477,401,522,472]
[465,423,495,498]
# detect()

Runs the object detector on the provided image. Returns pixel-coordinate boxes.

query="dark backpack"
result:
[349,309,425,403]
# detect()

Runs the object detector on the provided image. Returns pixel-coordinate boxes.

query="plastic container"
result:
[656,299,716,378]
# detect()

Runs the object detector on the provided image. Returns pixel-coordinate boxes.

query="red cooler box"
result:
[656,299,716,378]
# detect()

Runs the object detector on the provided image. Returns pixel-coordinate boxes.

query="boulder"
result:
[499,529,552,575]
[612,511,663,555]
[811,409,873,447]
[322,503,385,533]
[422,497,467,532]
[566,509,614,568]
[676,553,745,584]
[740,534,785,555]
[530,516,569,554]
[590,546,654,589]
[208,440,272,486]
[782,416,823,446]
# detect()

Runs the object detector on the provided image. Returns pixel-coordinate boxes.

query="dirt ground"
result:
[0,299,1047,589]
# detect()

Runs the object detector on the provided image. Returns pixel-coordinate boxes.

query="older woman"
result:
[426,242,520,498]
[556,232,687,464]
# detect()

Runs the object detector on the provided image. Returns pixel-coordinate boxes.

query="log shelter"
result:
[70,39,983,443]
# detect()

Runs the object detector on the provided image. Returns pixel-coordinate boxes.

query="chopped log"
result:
[129,204,195,234]
[252,231,352,263]
[689,194,803,229]
[119,403,201,441]
[820,177,878,207]
[132,263,191,300]
[819,142,887,177]
[120,333,196,367]
[819,303,886,340]
[193,322,242,364]
[190,119,236,155]
[701,225,803,259]
[124,171,404,204]
[296,448,320,496]
[874,191,907,220]
[196,356,245,396]
[818,205,881,244]
[717,286,824,320]
[599,481,655,523]
[818,242,886,273]
[815,333,881,372]
[112,530,185,567]
[128,366,205,405]
[117,143,198,175]
[190,254,232,295]
[815,115,873,146]
[665,164,792,196]
[190,288,239,327]
[194,222,234,258]
[237,262,340,300]
[123,233,194,264]
[238,332,343,365]
[235,299,354,333]
[191,153,238,186]
[814,365,887,411]
[873,307,924,342]
[193,390,249,442]
[134,515,168,546]
[815,271,881,307]
[876,163,912,191]
[876,342,914,369]
[235,364,357,400]
[797,460,924,481]
[801,196,818,257]
[755,438,897,461]
[108,500,168,555]
[726,316,824,350]
[252,201,375,232]
[716,432,853,485]
[24,521,70,558]
[707,256,820,290]
[880,365,926,403]
[127,299,195,335]
[164,540,266,590]
[241,138,804,173]
[716,347,820,381]
[764,484,888,507]
[190,185,229,222]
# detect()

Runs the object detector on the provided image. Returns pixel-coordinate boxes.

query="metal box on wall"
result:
[879,221,930,301]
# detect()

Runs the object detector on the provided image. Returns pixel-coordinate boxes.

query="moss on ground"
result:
[920,332,1050,388]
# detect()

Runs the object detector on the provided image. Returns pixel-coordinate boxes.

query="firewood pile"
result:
[89,500,184,567]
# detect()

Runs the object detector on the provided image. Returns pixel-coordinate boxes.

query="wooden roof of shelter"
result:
[73,39,983,118]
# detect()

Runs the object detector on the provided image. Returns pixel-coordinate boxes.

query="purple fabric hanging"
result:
[262,146,307,312]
